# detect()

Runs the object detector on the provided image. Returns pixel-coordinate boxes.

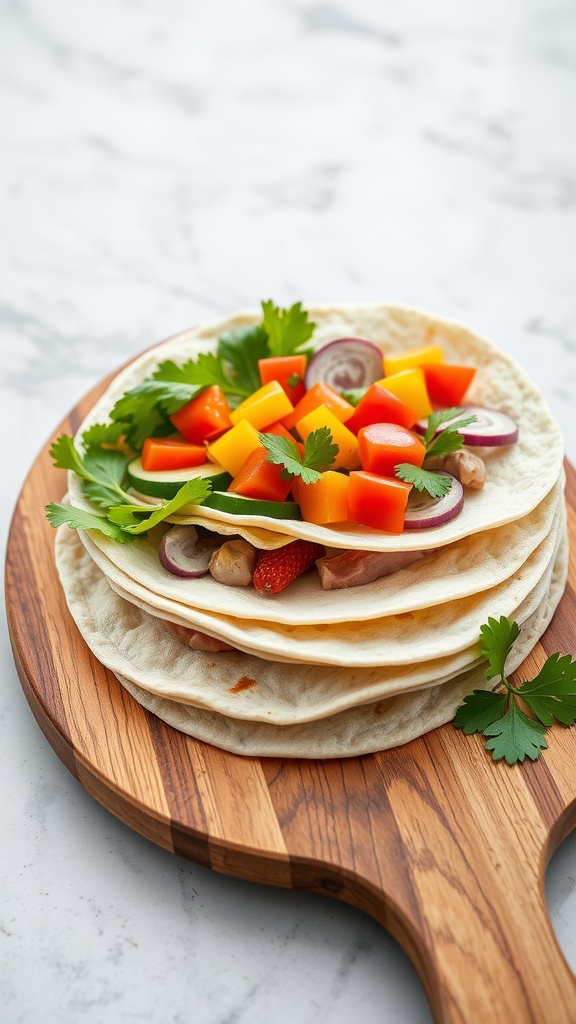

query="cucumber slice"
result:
[127,458,231,500]
[202,492,302,520]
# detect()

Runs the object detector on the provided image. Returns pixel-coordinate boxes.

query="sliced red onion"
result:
[403,472,464,529]
[415,405,519,446]
[158,525,222,578]
[305,338,383,392]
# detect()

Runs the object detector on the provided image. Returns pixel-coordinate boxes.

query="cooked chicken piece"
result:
[209,538,258,587]
[425,450,486,489]
[316,548,427,590]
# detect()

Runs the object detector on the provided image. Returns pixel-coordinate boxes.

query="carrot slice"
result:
[258,355,307,404]
[228,447,294,503]
[170,385,232,444]
[358,423,425,477]
[141,438,207,472]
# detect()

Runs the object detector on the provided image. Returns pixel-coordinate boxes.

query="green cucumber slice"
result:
[202,492,302,520]
[127,458,231,500]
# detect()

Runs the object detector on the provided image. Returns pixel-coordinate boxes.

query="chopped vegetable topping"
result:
[395,407,477,498]
[259,426,338,485]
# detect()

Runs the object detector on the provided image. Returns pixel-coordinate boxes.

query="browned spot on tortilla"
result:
[229,676,258,694]
[207,662,216,669]
[394,611,415,620]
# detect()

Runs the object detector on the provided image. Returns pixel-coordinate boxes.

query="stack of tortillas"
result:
[54,305,568,758]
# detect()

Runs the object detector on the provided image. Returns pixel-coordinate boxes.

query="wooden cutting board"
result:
[6,369,576,1024]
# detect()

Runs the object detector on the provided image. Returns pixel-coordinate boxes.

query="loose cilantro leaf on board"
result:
[261,300,316,357]
[483,702,547,765]
[394,463,453,498]
[106,478,211,534]
[259,426,338,485]
[480,616,521,683]
[45,503,136,543]
[454,616,576,765]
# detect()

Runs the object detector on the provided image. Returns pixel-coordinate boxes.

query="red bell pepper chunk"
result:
[348,471,412,533]
[258,355,307,405]
[346,382,418,434]
[421,364,476,407]
[170,385,232,444]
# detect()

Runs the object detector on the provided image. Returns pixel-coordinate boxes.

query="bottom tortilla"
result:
[58,530,568,759]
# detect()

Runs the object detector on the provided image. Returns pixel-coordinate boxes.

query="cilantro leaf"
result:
[516,653,576,726]
[455,615,576,765]
[453,689,508,733]
[218,325,269,397]
[483,701,547,764]
[480,615,520,682]
[45,503,135,543]
[259,426,338,485]
[261,300,315,357]
[341,387,367,407]
[49,436,132,506]
[81,421,127,449]
[395,463,453,498]
[153,353,234,395]
[424,408,477,459]
[106,478,211,534]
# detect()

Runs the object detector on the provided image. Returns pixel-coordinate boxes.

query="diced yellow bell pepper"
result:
[376,369,432,420]
[207,420,261,476]
[383,344,443,377]
[296,405,360,470]
[292,471,350,525]
[229,381,294,431]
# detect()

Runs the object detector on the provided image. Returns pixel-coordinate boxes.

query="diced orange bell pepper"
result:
[261,420,295,443]
[348,471,412,533]
[258,355,307,404]
[421,363,476,407]
[291,471,350,525]
[141,437,207,472]
[376,369,432,420]
[383,344,443,377]
[296,405,360,470]
[170,385,232,444]
[358,423,426,477]
[228,447,294,503]
[229,380,294,430]
[207,420,262,477]
[346,382,418,434]
[283,382,354,432]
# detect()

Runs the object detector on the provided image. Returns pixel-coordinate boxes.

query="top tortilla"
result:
[69,303,564,554]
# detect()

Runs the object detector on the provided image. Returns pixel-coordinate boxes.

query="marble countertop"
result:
[2,1,576,1021]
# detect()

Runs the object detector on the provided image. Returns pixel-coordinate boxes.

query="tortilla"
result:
[56,519,566,724]
[75,472,564,628]
[69,304,564,555]
[78,498,564,668]
[55,527,568,757]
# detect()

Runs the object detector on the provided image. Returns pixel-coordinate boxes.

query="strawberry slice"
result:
[253,540,325,594]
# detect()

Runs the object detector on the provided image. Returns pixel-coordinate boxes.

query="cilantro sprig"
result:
[454,616,576,764]
[46,434,210,541]
[106,301,316,451]
[259,426,338,484]
[395,407,476,498]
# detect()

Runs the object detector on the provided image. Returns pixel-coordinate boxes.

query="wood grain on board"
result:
[5,371,576,1024]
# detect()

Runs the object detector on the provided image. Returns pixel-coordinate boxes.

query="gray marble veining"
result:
[2,1,576,1021]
